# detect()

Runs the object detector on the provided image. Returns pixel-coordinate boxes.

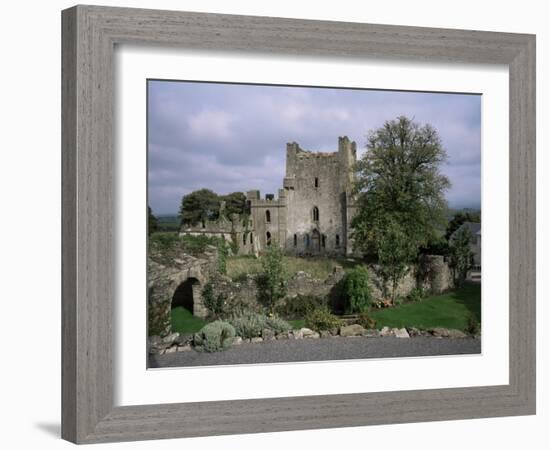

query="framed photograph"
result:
[62,5,536,444]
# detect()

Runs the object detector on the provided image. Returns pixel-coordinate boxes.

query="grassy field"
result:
[171,306,208,335]
[288,319,306,329]
[226,255,359,281]
[370,282,481,331]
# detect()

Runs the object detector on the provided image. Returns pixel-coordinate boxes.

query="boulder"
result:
[393,328,410,338]
[340,324,366,337]
[319,330,332,338]
[262,328,276,340]
[174,334,192,346]
[148,335,169,354]
[233,336,243,346]
[447,329,468,338]
[276,332,289,340]
[176,344,192,352]
[362,329,379,338]
[304,331,320,339]
[406,327,421,337]
[300,327,316,337]
[379,326,392,337]
[162,332,179,344]
[251,337,263,343]
[431,327,450,337]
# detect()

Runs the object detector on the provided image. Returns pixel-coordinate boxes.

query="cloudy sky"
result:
[148,80,481,215]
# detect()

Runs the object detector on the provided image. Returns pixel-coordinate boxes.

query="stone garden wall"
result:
[148,248,454,337]
[213,255,453,315]
[367,255,454,300]
[210,267,347,314]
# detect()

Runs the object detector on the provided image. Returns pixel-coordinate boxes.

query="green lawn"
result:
[289,319,306,330]
[171,306,208,335]
[370,282,481,331]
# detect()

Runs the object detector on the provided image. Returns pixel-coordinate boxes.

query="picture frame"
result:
[61,4,536,444]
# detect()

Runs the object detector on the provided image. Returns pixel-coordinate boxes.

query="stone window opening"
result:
[266,231,272,246]
[201,220,206,228]
[305,234,310,248]
[312,206,319,222]
[293,234,297,247]
[266,210,271,223]
[250,233,253,244]
[321,234,326,248]
[335,234,340,247]
[243,233,247,246]
[314,177,319,188]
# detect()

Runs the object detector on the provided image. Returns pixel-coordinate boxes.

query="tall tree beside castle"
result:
[179,188,220,225]
[352,116,450,258]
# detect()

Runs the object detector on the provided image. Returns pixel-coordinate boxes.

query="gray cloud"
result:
[148,81,481,214]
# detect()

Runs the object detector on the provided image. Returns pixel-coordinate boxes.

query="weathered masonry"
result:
[181,136,358,256]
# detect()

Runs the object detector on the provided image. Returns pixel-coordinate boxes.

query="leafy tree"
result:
[449,226,474,286]
[352,116,451,256]
[221,192,247,217]
[445,211,481,241]
[256,245,287,313]
[148,206,158,235]
[419,235,450,256]
[376,219,417,303]
[178,189,220,225]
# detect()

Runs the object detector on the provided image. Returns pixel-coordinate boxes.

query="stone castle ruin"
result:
[148,136,454,332]
[180,136,358,256]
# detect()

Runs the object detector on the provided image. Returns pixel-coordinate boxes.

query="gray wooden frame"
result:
[61,4,536,444]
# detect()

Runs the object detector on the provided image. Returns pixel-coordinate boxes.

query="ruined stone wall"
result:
[148,246,218,336]
[248,195,285,252]
[180,214,255,256]
[212,268,347,315]
[215,255,454,315]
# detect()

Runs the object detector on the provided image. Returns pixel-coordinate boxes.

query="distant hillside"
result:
[446,208,481,221]
[156,214,180,232]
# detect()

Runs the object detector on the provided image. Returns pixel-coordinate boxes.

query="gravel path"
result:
[149,335,481,369]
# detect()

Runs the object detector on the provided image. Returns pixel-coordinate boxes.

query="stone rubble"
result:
[149,324,474,355]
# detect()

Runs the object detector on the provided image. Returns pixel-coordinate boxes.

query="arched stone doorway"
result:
[171,277,200,314]
[311,229,321,253]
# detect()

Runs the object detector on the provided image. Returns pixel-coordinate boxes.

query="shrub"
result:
[275,294,327,319]
[193,321,236,352]
[466,312,480,335]
[229,312,292,338]
[408,287,426,303]
[357,312,376,329]
[305,307,342,332]
[265,316,292,334]
[201,283,226,319]
[256,246,287,312]
[343,266,372,313]
[230,312,267,339]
